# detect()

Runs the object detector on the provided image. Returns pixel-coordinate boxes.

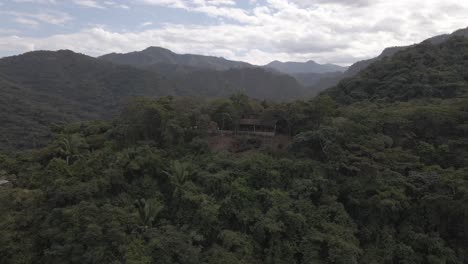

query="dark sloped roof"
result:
[0,180,10,185]
[239,119,276,127]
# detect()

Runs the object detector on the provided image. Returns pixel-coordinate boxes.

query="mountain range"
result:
[99,47,349,88]
[99,46,254,71]
[98,26,468,89]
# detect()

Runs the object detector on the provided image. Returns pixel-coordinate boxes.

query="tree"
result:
[135,198,163,228]
[164,160,193,199]
[57,133,88,165]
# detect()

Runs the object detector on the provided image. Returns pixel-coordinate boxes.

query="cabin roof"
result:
[239,119,276,127]
[0,180,10,186]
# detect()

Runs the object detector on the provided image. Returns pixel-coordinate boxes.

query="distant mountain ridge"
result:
[98,45,348,93]
[264,60,347,74]
[99,47,254,71]
[265,27,468,91]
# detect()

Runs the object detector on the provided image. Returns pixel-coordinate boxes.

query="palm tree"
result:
[58,134,87,165]
[163,160,192,198]
[134,198,163,228]
[219,112,232,131]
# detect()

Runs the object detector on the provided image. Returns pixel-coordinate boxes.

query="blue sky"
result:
[0,0,467,65]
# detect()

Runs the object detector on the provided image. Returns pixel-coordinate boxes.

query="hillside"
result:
[163,67,306,101]
[309,27,468,94]
[326,36,468,104]
[99,46,253,71]
[1,92,467,263]
[0,50,171,103]
[0,50,175,150]
[344,27,468,78]
[344,46,407,77]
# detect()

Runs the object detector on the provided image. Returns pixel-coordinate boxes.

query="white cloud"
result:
[2,10,73,26]
[14,17,40,26]
[139,0,186,8]
[140,21,153,27]
[104,1,130,8]
[133,0,468,56]
[1,0,468,65]
[73,0,105,8]
[12,0,57,3]
[0,28,19,35]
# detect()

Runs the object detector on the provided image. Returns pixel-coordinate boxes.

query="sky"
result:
[0,0,467,66]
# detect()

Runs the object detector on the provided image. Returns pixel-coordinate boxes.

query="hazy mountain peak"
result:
[143,46,171,51]
[422,27,468,45]
[141,46,175,55]
[264,60,347,74]
[99,46,253,71]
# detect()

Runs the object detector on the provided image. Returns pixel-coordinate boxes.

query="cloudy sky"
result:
[0,0,467,65]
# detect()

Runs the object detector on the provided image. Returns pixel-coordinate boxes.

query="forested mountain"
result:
[326,36,468,103]
[0,50,307,150]
[0,50,173,150]
[423,27,468,45]
[99,47,253,71]
[343,46,407,77]
[308,28,468,91]
[344,27,468,78]
[0,50,174,102]
[264,60,347,74]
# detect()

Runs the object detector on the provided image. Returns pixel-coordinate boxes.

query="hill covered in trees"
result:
[1,93,466,263]
[1,34,468,263]
[326,36,468,103]
[308,27,468,91]
[0,50,173,151]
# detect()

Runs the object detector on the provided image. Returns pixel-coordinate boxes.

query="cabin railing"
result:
[218,130,275,137]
